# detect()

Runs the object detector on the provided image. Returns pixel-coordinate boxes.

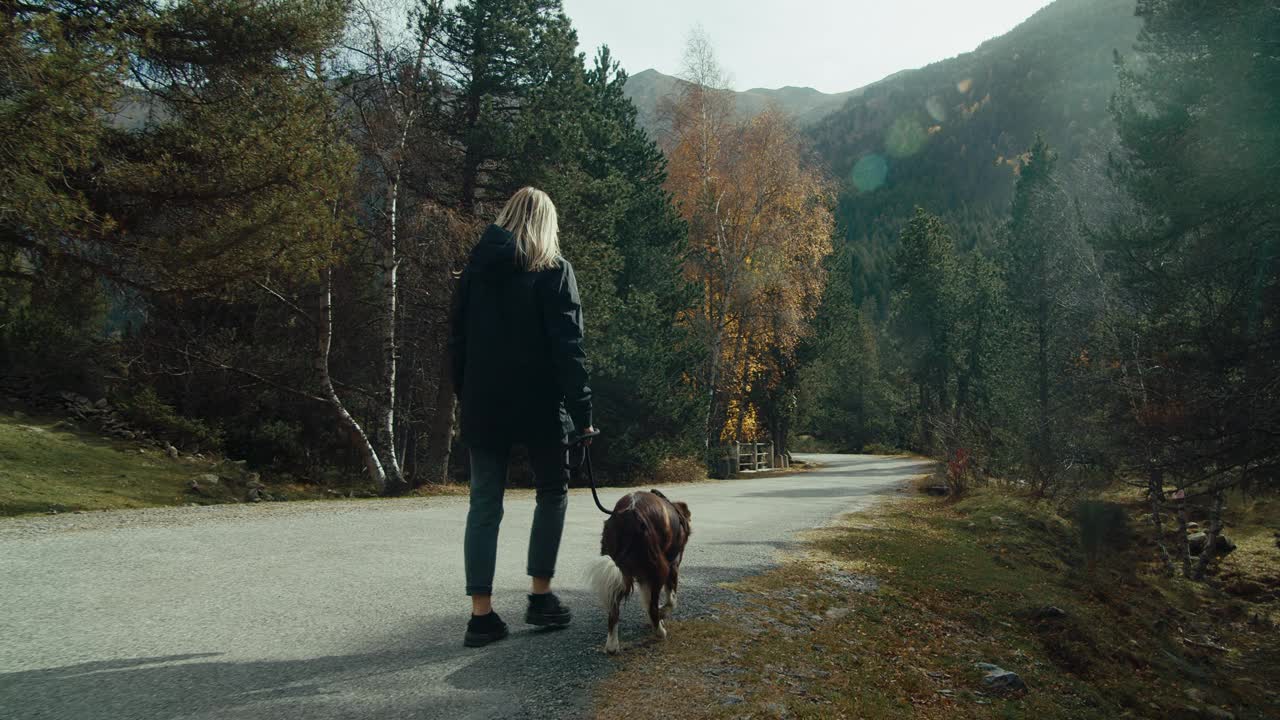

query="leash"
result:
[569,430,613,516]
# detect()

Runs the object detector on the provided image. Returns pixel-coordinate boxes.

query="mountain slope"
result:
[814,0,1141,231]
[809,0,1142,308]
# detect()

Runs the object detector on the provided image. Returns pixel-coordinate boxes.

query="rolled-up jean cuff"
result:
[466,585,493,596]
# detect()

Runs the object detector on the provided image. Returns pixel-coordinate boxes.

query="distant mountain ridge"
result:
[622,0,1144,313]
[622,68,866,138]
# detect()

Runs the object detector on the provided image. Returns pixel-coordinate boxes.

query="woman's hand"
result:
[580,426,599,446]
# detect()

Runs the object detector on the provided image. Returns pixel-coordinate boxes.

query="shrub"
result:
[1075,500,1130,565]
[119,386,224,451]
[651,455,707,486]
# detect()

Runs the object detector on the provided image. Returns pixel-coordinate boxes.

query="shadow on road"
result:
[0,564,761,720]
[0,603,609,720]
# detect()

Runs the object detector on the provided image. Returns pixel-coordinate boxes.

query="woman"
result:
[449,186,595,648]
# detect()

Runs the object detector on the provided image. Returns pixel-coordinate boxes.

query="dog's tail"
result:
[585,554,627,610]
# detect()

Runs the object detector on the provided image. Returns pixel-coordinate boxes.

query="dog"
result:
[585,489,692,654]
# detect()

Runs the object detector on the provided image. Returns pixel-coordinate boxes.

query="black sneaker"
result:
[464,611,509,647]
[525,592,572,627]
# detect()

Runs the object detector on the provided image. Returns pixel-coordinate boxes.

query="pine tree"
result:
[890,208,960,451]
[2,0,352,292]
[1106,0,1280,577]
[434,0,579,211]
[1003,137,1063,491]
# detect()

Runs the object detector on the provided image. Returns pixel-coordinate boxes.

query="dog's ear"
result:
[673,501,691,521]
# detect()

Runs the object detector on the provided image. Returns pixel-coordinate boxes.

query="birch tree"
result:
[333,0,446,492]
[665,30,833,456]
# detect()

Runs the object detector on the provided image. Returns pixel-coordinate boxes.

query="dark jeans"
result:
[464,444,569,596]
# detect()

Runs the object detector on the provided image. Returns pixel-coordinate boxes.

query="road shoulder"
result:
[591,491,1279,720]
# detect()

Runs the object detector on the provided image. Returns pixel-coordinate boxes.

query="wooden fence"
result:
[720,441,789,476]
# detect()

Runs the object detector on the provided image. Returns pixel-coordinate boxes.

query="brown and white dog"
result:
[585,489,692,653]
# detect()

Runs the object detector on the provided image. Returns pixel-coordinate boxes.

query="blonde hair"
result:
[494,186,561,271]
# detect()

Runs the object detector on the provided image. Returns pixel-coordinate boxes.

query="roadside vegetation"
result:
[0,410,478,517]
[595,489,1280,719]
[0,411,238,515]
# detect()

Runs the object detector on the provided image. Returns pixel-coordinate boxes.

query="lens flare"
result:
[851,154,888,193]
[926,96,947,122]
[886,116,928,158]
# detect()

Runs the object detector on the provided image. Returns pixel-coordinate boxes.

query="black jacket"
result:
[449,224,592,449]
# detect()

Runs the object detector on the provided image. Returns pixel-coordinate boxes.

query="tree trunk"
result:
[1173,485,1193,578]
[1147,468,1175,576]
[376,180,406,494]
[1192,484,1227,580]
[460,84,482,211]
[702,300,729,453]
[731,330,750,440]
[317,268,387,491]
[420,365,456,485]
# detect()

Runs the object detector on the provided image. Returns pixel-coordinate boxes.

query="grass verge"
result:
[593,490,1279,719]
[0,412,240,515]
[0,412,468,516]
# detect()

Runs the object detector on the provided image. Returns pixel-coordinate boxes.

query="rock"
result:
[94,398,108,409]
[825,571,879,593]
[990,515,1006,525]
[245,472,262,485]
[1188,532,1236,557]
[1184,687,1207,704]
[975,663,1025,694]
[1203,708,1235,720]
[187,479,203,495]
[247,487,263,503]
[825,607,852,620]
[195,473,220,486]
[1018,602,1070,620]
[720,694,745,706]
[761,701,791,718]
[166,445,179,460]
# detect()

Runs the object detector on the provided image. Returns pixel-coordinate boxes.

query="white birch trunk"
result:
[317,268,387,491]
[377,178,405,490]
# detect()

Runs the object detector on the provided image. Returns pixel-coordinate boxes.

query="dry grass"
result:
[593,490,1280,720]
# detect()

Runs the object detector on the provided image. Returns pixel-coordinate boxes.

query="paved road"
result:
[0,453,931,720]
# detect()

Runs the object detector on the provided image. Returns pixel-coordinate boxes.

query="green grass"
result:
[594,490,1280,720]
[0,412,234,515]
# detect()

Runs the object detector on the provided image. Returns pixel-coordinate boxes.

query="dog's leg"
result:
[605,597,621,654]
[636,582,651,623]
[663,561,680,617]
[646,574,667,639]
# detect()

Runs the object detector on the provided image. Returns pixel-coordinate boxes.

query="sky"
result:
[561,0,1056,94]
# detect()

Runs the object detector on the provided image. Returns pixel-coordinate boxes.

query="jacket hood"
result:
[470,224,519,273]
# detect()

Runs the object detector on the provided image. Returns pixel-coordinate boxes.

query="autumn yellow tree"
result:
[665,30,834,456]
